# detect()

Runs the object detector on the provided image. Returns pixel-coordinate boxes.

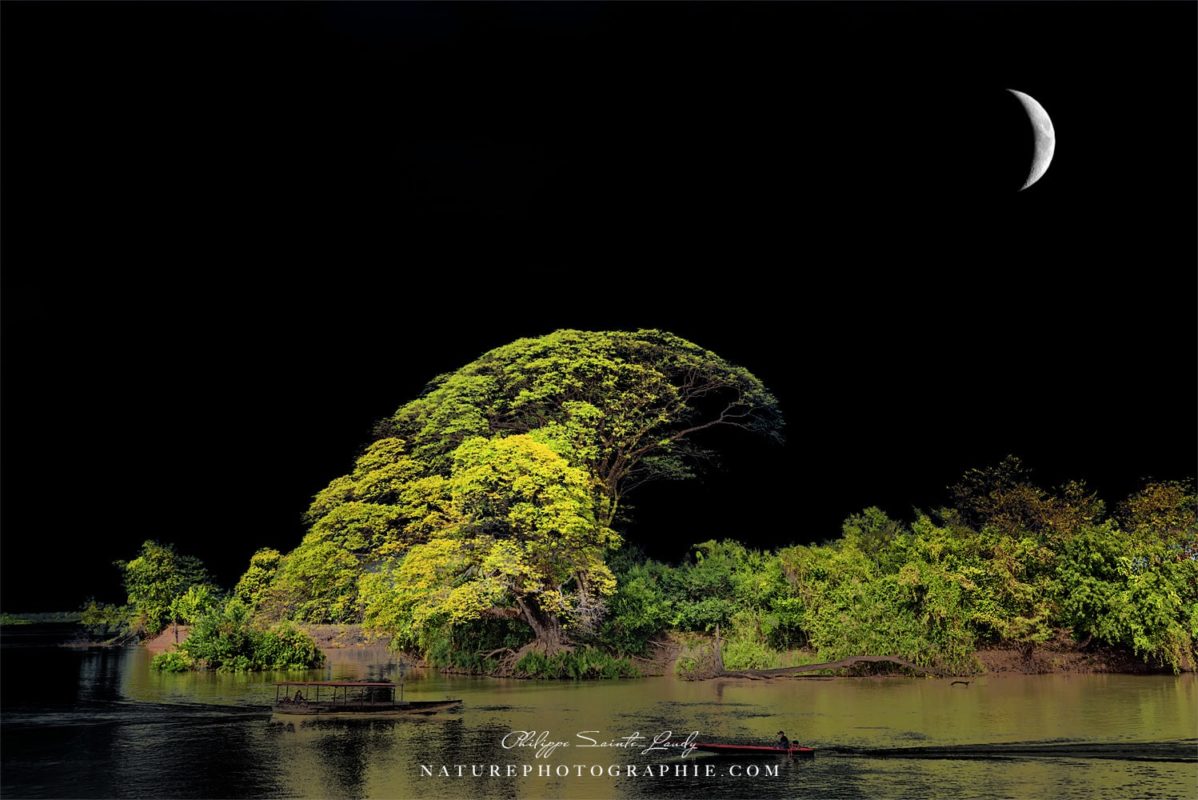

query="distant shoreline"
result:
[0,612,83,626]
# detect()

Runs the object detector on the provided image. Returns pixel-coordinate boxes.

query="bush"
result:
[151,650,194,672]
[254,623,326,671]
[80,600,142,641]
[1057,526,1197,672]
[802,561,977,673]
[599,559,673,655]
[722,637,781,671]
[178,599,325,672]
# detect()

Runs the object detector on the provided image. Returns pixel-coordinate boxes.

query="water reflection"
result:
[1,630,1194,799]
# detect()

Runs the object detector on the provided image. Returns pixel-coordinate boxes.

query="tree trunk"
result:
[514,595,569,654]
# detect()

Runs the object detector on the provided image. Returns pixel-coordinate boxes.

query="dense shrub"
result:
[159,598,325,672]
[598,554,673,655]
[255,623,325,670]
[150,650,194,672]
[721,636,782,670]
[615,477,1196,676]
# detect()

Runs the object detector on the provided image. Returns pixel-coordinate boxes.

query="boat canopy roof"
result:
[275,681,395,687]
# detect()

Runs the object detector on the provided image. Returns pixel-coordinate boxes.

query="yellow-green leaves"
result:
[117,540,210,635]
[388,329,783,524]
[253,439,438,623]
[363,434,619,651]
[233,548,281,610]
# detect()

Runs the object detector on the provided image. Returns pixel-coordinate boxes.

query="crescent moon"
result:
[1008,89,1055,190]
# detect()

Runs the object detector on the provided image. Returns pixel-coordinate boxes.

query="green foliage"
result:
[1056,523,1197,671]
[387,329,783,525]
[721,636,783,670]
[599,554,674,655]
[233,548,282,611]
[664,541,800,653]
[673,635,723,680]
[418,618,531,673]
[362,435,620,652]
[513,648,639,679]
[255,439,431,623]
[254,623,325,670]
[181,598,256,668]
[225,321,1194,680]
[79,600,138,639]
[841,507,906,570]
[170,584,221,626]
[117,541,209,635]
[629,473,1194,676]
[801,555,977,672]
[262,538,364,624]
[178,598,324,672]
[150,650,194,672]
[1117,480,1198,558]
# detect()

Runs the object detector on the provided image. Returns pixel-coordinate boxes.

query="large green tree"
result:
[252,329,783,631]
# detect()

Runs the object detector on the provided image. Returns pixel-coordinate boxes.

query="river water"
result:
[2,625,1195,799]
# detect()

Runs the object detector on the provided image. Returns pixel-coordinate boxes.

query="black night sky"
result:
[2,2,1194,610]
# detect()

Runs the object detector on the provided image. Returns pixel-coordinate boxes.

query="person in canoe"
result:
[777,731,790,750]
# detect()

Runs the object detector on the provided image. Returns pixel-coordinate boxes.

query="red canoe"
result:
[693,743,815,757]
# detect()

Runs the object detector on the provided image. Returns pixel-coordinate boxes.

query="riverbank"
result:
[714,638,1177,678]
[291,626,1187,677]
[53,621,1190,676]
[974,631,1163,675]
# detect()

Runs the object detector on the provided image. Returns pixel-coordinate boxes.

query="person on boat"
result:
[777,731,790,750]
[294,690,305,704]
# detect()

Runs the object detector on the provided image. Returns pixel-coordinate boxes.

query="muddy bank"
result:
[144,625,190,653]
[974,639,1166,675]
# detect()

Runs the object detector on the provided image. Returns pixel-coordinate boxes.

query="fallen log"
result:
[718,655,943,679]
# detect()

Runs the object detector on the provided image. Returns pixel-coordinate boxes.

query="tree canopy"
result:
[384,329,783,525]
[117,540,211,634]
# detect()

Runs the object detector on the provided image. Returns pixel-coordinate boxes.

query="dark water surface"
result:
[3,626,1195,799]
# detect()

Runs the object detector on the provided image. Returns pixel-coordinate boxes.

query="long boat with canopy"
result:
[273,681,461,716]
